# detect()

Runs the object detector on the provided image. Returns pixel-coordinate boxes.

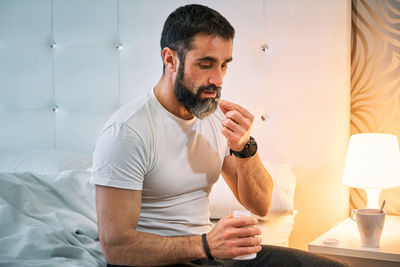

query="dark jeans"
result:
[107,245,348,267]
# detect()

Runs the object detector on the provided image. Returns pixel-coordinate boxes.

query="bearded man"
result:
[91,4,347,267]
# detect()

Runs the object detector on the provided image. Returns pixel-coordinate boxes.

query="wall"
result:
[259,0,351,249]
[0,0,351,249]
[350,0,400,216]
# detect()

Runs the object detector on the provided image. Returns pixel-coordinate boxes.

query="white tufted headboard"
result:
[0,0,172,154]
[0,0,350,250]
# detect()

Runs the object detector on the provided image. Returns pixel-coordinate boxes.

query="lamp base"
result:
[365,188,381,209]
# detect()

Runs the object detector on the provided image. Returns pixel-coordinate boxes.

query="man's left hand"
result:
[219,99,254,152]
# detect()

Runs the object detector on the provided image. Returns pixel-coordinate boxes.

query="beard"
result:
[174,63,221,120]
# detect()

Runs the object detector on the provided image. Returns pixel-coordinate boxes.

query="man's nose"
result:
[209,68,224,87]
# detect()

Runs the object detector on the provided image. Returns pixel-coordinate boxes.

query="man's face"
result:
[174,34,233,119]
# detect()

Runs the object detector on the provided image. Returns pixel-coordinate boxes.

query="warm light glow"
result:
[342,133,400,208]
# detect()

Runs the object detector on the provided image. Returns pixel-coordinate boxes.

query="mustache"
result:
[197,85,222,95]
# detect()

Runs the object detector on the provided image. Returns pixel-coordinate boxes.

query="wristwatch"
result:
[229,136,258,158]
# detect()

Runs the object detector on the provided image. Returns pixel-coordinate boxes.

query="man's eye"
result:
[199,64,212,69]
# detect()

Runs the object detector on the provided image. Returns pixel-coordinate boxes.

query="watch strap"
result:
[229,136,257,158]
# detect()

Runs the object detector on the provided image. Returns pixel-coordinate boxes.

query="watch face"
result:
[249,142,257,156]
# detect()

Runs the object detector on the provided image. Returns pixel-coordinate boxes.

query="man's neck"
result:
[154,76,194,120]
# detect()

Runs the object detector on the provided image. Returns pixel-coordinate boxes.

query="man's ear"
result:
[162,47,178,73]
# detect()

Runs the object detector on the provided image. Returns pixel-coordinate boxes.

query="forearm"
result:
[102,229,206,266]
[235,154,273,217]
[218,100,273,216]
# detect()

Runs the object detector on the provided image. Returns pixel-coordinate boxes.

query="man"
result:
[91,4,347,267]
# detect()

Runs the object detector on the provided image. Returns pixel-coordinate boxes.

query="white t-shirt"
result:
[90,89,229,236]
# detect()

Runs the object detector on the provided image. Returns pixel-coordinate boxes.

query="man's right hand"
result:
[206,215,262,259]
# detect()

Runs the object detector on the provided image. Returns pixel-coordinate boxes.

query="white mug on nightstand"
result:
[351,208,385,248]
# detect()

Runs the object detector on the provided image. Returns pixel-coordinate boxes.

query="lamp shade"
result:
[342,133,400,189]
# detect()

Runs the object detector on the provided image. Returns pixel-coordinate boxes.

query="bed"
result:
[0,147,297,265]
[0,148,104,266]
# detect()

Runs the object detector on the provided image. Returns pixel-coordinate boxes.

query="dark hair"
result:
[160,4,235,71]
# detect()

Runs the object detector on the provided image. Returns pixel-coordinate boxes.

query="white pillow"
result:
[209,160,296,221]
[0,147,92,175]
[258,212,297,247]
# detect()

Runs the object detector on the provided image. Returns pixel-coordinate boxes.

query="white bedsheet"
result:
[0,170,106,266]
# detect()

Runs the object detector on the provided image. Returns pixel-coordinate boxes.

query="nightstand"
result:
[308,215,400,267]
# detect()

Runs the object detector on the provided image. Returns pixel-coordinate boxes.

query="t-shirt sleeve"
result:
[90,123,148,190]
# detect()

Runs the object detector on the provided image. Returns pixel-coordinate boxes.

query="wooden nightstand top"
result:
[308,215,400,262]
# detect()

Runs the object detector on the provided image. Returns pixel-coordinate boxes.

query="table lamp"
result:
[342,133,400,209]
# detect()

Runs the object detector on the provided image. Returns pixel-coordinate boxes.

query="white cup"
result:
[232,210,257,260]
[351,208,385,248]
